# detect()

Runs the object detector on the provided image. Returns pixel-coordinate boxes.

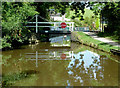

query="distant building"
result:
[49,9,70,21]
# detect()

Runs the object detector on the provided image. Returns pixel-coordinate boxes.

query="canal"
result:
[2,34,119,87]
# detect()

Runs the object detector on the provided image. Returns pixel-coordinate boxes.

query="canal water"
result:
[2,35,119,87]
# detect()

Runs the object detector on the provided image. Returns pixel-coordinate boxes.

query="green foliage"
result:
[66,10,76,19]
[0,36,11,49]
[2,2,38,49]
[33,2,69,20]
[72,19,82,27]
[2,70,39,87]
[101,2,120,33]
[2,2,38,34]
[65,8,100,29]
[90,2,120,36]
[95,17,99,29]
[1,54,11,66]
[65,8,70,18]
[83,9,94,18]
[54,2,69,15]
[70,2,86,16]
[90,2,105,15]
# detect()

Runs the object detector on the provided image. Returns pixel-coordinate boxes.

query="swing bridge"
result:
[24,15,89,67]
[25,15,74,34]
[25,15,89,34]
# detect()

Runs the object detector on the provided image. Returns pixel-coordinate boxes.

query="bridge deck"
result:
[37,30,71,34]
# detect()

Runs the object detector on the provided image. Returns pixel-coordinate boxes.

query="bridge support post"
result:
[54,23,56,30]
[36,15,38,33]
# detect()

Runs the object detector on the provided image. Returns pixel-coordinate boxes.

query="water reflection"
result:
[25,50,74,67]
[66,50,118,86]
[49,35,71,47]
[2,42,119,86]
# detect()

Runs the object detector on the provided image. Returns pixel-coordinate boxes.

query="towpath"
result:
[83,32,120,48]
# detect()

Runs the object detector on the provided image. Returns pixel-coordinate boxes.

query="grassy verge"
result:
[72,31,119,53]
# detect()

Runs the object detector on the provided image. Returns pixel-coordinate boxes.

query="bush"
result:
[1,2,38,49]
[0,36,11,49]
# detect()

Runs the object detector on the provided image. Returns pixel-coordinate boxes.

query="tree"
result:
[101,2,120,34]
[1,2,38,49]
[89,2,120,37]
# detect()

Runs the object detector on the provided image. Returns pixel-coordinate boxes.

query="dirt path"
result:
[83,32,120,47]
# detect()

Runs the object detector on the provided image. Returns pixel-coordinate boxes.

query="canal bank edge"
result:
[71,31,119,55]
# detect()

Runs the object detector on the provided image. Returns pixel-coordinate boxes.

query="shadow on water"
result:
[2,70,39,87]
[2,35,119,86]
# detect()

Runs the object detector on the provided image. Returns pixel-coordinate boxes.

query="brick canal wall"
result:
[71,32,101,51]
[71,32,80,43]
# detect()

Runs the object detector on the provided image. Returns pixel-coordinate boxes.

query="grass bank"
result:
[72,31,119,53]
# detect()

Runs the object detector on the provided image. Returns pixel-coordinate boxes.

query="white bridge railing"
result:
[25,51,74,67]
[26,15,74,33]
[74,27,89,31]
